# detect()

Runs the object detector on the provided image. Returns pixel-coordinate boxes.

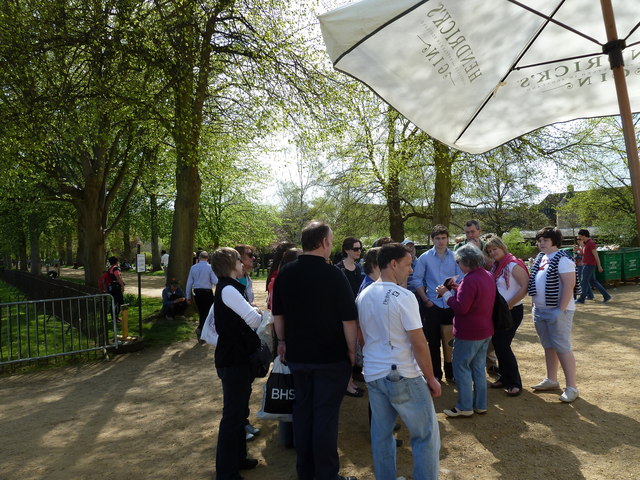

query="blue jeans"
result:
[578,264,610,302]
[452,337,491,412]
[533,306,575,353]
[368,375,440,480]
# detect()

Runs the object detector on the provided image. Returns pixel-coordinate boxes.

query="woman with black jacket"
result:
[211,247,262,480]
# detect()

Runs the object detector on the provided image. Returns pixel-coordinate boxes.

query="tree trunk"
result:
[168,158,201,287]
[76,182,106,288]
[149,193,161,271]
[433,141,453,228]
[387,176,404,242]
[166,53,204,286]
[28,213,44,275]
[385,109,405,242]
[66,231,74,266]
[122,212,131,262]
[75,216,84,267]
[56,234,65,266]
[18,229,28,271]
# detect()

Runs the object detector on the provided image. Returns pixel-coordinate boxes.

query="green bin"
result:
[595,250,623,283]
[621,247,640,280]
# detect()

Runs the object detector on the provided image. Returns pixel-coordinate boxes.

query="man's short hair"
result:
[108,256,118,265]
[210,247,239,277]
[431,224,449,239]
[372,236,393,247]
[362,247,381,275]
[199,250,209,259]
[161,249,167,255]
[465,219,481,229]
[454,244,485,270]
[279,248,302,270]
[377,243,410,270]
[301,221,331,251]
[578,229,590,237]
[535,226,563,247]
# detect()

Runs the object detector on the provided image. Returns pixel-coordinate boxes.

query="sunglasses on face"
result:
[351,247,362,252]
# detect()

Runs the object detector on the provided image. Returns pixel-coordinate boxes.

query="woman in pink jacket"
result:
[436,244,495,417]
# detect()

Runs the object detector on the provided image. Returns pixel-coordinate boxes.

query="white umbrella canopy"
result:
[319,0,639,153]
[319,0,640,235]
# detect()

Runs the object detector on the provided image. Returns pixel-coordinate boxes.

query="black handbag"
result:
[492,287,513,331]
[249,340,272,378]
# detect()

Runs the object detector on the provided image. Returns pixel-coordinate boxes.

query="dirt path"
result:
[1,281,639,480]
[58,267,173,299]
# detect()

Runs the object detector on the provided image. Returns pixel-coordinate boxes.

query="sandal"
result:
[490,380,504,389]
[345,388,364,398]
[507,387,522,397]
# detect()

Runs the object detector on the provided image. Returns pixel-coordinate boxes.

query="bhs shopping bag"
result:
[257,357,295,422]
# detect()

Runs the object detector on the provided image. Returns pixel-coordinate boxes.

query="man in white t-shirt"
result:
[357,243,441,480]
[160,250,169,276]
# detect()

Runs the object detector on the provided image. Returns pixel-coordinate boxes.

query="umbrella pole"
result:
[601,0,640,243]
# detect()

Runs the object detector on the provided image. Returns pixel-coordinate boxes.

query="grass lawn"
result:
[120,293,199,346]
[1,278,199,373]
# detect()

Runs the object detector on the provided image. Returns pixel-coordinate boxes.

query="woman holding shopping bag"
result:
[210,247,263,479]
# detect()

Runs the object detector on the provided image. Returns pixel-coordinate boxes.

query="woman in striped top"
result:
[527,227,580,403]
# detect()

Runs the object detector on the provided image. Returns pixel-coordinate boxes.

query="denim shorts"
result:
[532,306,575,353]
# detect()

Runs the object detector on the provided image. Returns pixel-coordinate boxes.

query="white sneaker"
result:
[559,387,579,403]
[443,407,473,417]
[245,423,260,435]
[531,378,560,391]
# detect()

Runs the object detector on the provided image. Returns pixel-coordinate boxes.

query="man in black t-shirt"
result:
[273,221,358,480]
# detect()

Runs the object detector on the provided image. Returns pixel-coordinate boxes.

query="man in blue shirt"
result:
[412,225,461,382]
[162,278,187,319]
[186,250,219,340]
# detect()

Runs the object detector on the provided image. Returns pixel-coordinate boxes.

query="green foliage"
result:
[502,228,537,260]
[557,188,637,246]
[455,145,543,235]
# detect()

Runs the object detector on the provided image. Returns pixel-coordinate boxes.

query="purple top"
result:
[445,268,495,341]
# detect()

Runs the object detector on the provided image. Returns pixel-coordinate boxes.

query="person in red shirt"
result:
[576,229,611,304]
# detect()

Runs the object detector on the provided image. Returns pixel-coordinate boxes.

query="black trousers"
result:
[288,360,351,480]
[491,304,524,389]
[422,304,454,380]
[216,364,252,480]
[109,284,124,317]
[194,288,214,331]
[165,301,188,317]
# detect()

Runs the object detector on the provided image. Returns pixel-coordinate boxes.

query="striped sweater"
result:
[527,250,581,307]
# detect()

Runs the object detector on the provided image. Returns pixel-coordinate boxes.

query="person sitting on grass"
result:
[162,278,187,320]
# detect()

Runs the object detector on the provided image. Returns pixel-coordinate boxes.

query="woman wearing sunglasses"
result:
[336,236,365,397]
